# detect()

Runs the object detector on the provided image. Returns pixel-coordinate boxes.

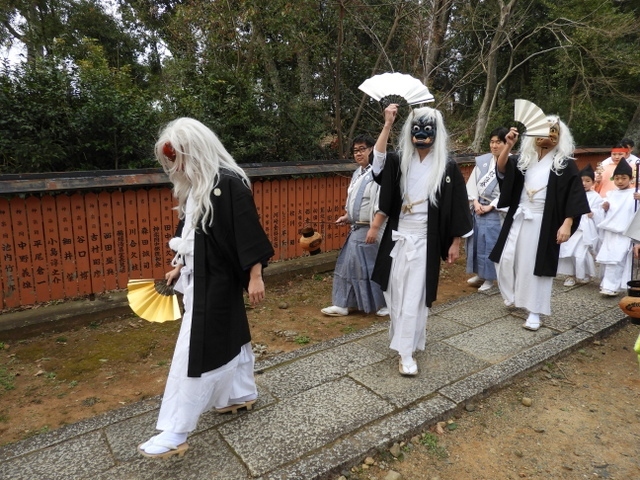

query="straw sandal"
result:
[522,321,540,331]
[398,358,418,376]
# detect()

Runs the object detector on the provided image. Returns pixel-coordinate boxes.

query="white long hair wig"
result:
[155,117,250,231]
[397,106,449,205]
[517,116,575,174]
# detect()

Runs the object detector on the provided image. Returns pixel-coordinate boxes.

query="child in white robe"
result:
[596,159,635,296]
[558,164,604,285]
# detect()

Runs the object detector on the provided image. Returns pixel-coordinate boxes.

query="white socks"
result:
[525,312,540,328]
[400,355,417,368]
[141,431,188,454]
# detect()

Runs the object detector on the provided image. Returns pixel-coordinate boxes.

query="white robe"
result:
[156,195,257,434]
[385,152,432,358]
[596,188,635,292]
[496,151,554,315]
[558,190,604,280]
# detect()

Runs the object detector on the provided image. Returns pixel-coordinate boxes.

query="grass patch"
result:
[14,322,179,382]
[294,336,310,345]
[420,432,449,459]
[22,425,50,440]
[0,367,15,392]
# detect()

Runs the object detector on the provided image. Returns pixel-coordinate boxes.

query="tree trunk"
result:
[421,0,454,84]
[346,3,406,145]
[334,3,345,159]
[471,0,518,152]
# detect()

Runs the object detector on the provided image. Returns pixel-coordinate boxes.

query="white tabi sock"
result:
[525,312,540,327]
[141,431,188,455]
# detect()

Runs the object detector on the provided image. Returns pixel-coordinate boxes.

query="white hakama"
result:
[496,153,554,315]
[385,218,428,358]
[385,152,432,358]
[156,197,257,434]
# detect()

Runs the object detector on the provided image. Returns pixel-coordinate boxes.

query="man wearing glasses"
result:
[321,134,389,318]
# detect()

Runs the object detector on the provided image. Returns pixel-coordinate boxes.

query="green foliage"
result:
[1,0,640,172]
[294,335,310,345]
[0,367,15,392]
[420,432,449,459]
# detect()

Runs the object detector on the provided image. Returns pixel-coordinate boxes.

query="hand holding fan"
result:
[358,72,435,108]
[127,279,181,322]
[514,99,551,137]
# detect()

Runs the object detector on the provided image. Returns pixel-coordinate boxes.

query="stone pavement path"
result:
[0,281,624,480]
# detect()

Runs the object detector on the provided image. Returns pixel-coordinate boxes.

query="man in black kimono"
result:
[489,121,589,331]
[138,118,274,459]
[370,103,472,376]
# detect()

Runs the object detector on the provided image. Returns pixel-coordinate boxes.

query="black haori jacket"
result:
[176,171,274,377]
[488,155,590,276]
[371,152,473,308]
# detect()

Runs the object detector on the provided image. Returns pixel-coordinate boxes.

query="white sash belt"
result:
[389,219,427,262]
[514,199,544,221]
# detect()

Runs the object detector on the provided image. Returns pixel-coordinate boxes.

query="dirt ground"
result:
[1,257,639,480]
[349,322,640,480]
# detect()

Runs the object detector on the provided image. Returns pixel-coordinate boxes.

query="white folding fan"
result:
[358,72,435,107]
[514,99,550,137]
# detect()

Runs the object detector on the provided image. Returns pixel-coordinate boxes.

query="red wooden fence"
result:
[0,150,610,310]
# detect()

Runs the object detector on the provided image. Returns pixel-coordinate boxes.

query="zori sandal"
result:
[137,436,189,459]
[216,399,257,414]
[399,358,418,376]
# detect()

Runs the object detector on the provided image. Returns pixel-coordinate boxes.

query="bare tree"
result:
[470,0,519,152]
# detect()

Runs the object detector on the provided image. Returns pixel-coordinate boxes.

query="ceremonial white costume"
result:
[157,194,257,434]
[596,188,635,293]
[496,151,555,315]
[139,117,274,458]
[558,190,604,282]
[376,150,432,357]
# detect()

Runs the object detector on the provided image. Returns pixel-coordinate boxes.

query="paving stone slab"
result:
[354,330,391,355]
[257,394,457,480]
[105,410,159,462]
[256,342,387,399]
[429,292,479,314]
[196,384,276,432]
[356,316,470,357]
[0,431,114,480]
[578,308,627,335]
[546,291,616,331]
[438,295,512,327]
[443,316,556,364]
[218,377,394,477]
[440,328,592,404]
[350,342,488,407]
[255,322,388,372]
[105,385,277,462]
[426,315,471,343]
[0,396,160,462]
[93,431,250,480]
